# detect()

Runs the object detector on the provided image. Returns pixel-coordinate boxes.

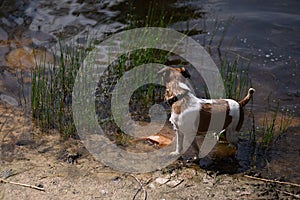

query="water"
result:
[0,0,299,182]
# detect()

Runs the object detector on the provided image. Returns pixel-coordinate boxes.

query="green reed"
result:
[279,108,294,134]
[261,101,294,146]
[220,56,250,100]
[31,39,91,138]
[202,17,251,100]
[262,102,279,146]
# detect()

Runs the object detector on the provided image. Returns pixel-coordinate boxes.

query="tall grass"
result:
[30,1,207,140]
[94,2,188,144]
[95,48,171,145]
[261,101,294,146]
[262,102,279,146]
[30,3,266,149]
[31,40,90,138]
[279,108,294,134]
[220,56,250,100]
[206,17,251,100]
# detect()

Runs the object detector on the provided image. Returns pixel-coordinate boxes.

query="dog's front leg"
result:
[170,129,183,156]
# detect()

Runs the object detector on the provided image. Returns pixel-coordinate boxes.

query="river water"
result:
[0,0,299,182]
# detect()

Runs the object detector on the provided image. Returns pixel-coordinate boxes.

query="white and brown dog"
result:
[159,67,255,156]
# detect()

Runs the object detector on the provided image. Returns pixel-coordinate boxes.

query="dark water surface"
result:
[0,0,299,182]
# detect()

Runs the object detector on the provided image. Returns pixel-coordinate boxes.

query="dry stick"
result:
[128,174,148,200]
[244,175,300,188]
[275,189,300,199]
[0,178,45,192]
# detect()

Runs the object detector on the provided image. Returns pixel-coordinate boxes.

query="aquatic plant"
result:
[196,16,251,100]
[95,48,171,143]
[220,56,250,100]
[279,108,294,134]
[260,99,294,146]
[30,3,255,146]
[31,39,90,138]
[262,103,279,146]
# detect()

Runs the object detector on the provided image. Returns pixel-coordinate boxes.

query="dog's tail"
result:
[239,88,255,107]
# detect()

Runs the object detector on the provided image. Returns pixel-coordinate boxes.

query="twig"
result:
[275,189,300,199]
[128,174,149,200]
[244,175,300,188]
[0,178,45,192]
[168,179,184,188]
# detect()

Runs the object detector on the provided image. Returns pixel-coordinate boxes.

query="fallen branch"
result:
[167,179,184,188]
[0,178,45,192]
[244,175,300,188]
[128,174,150,200]
[275,189,300,199]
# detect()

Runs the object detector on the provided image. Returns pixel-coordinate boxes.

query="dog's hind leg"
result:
[226,129,239,147]
[213,129,226,141]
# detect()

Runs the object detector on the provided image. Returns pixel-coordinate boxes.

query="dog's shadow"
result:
[182,139,253,174]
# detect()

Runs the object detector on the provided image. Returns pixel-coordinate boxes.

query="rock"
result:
[0,169,14,179]
[23,30,56,46]
[0,94,19,106]
[14,17,24,25]
[148,183,156,190]
[6,47,35,69]
[100,189,108,195]
[6,47,53,70]
[0,46,9,66]
[15,139,35,146]
[0,27,8,41]
[0,142,15,162]
[1,17,12,27]
[155,177,170,185]
[36,183,44,189]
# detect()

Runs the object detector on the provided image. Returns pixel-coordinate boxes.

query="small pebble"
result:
[155,177,170,185]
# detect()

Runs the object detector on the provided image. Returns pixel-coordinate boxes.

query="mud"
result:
[1,102,300,199]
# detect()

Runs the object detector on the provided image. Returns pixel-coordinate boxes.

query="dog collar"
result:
[165,90,189,106]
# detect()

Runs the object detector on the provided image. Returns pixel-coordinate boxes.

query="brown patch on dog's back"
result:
[197,100,232,133]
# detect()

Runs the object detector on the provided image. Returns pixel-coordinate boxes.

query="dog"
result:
[159,66,255,156]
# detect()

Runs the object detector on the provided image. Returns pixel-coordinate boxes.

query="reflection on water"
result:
[200,0,300,111]
[0,0,299,182]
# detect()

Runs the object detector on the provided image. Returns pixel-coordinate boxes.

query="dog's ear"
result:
[157,67,169,74]
[158,67,171,83]
[158,66,191,82]
[179,67,191,79]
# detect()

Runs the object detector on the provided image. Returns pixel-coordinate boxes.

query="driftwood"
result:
[275,189,300,199]
[0,178,45,192]
[244,175,300,187]
[128,174,151,200]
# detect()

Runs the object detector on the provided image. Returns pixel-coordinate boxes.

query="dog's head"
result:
[158,66,191,103]
[159,66,191,84]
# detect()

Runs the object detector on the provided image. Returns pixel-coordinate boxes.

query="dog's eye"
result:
[165,89,173,98]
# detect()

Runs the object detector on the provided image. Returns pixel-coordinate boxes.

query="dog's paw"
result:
[170,151,180,156]
[213,133,220,141]
[228,143,237,149]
